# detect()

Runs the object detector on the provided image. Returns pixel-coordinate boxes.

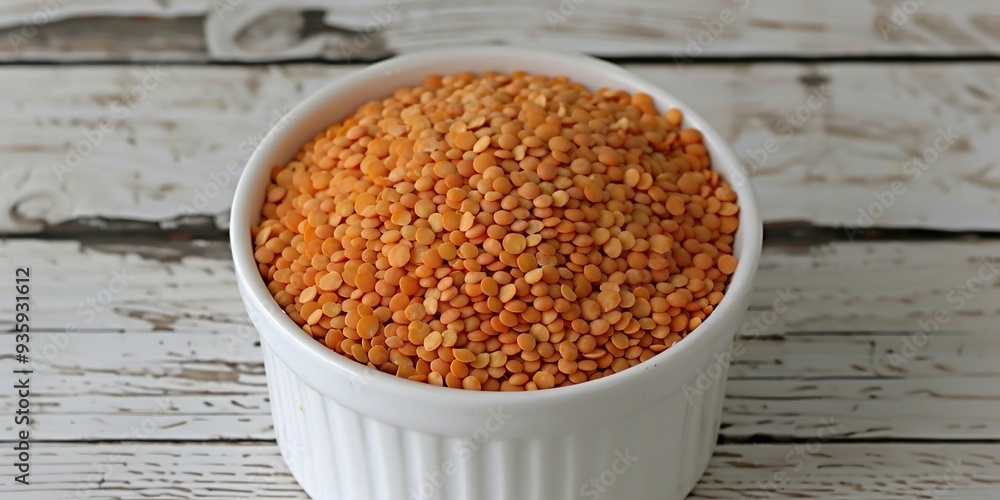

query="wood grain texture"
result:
[3,329,999,441]
[200,0,1000,62]
[0,442,303,499]
[1,331,273,440]
[0,0,208,62]
[3,239,999,441]
[3,63,999,233]
[0,442,996,499]
[5,238,999,337]
[694,443,1000,499]
[2,1,1000,61]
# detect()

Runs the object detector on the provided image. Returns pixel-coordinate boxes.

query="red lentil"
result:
[252,71,739,391]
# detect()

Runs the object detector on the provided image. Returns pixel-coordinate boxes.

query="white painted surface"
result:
[2,1,1000,61]
[5,239,999,334]
[3,64,999,233]
[3,329,998,442]
[0,443,995,499]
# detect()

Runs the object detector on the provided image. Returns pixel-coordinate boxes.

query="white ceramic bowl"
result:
[231,46,762,500]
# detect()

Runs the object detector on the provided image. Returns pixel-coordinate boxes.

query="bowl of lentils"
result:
[231,46,762,500]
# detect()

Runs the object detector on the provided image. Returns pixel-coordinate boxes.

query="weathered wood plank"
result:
[2,239,999,440]
[724,377,1000,440]
[0,330,273,440]
[2,1,1000,61]
[2,330,999,441]
[5,238,999,335]
[0,0,207,60]
[3,63,999,233]
[202,0,1000,62]
[0,442,304,499]
[694,443,1000,499]
[1,442,996,499]
[0,240,243,333]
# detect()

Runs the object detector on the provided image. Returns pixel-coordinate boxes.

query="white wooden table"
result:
[2,1,1000,498]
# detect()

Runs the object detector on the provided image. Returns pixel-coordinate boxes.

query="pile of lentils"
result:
[251,71,739,391]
